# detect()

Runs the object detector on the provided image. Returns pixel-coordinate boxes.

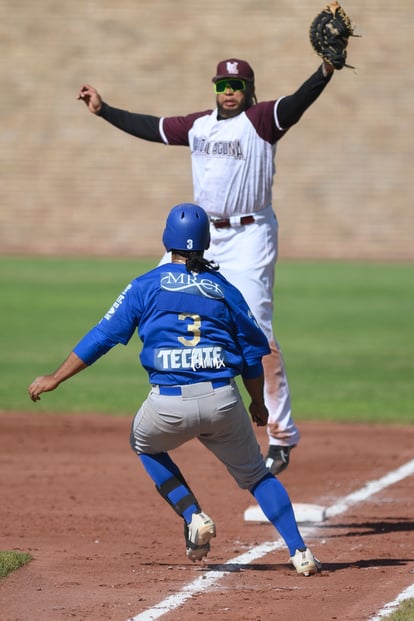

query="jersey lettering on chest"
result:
[192,136,245,159]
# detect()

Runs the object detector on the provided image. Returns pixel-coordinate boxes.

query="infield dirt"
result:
[0,412,413,621]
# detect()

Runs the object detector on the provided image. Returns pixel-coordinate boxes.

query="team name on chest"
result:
[192,135,244,159]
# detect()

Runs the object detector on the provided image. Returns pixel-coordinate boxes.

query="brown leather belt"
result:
[211,215,255,229]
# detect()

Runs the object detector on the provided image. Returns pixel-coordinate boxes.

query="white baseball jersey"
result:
[160,100,287,218]
[96,67,332,449]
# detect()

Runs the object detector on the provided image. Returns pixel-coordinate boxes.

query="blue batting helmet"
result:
[162,203,210,252]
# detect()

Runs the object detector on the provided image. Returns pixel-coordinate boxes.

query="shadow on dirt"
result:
[322,558,414,571]
[205,557,413,573]
[319,517,414,538]
[148,557,413,573]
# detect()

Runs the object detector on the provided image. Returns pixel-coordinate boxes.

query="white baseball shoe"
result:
[185,511,216,562]
[290,547,322,576]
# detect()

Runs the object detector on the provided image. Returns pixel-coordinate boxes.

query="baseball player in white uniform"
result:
[77,56,335,474]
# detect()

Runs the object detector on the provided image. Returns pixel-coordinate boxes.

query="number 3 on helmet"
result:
[162,203,211,252]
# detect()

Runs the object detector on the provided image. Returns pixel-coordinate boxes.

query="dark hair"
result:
[171,250,219,273]
[245,84,257,108]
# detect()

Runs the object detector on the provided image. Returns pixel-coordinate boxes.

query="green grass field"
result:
[1,256,413,422]
[0,551,31,579]
[1,256,413,612]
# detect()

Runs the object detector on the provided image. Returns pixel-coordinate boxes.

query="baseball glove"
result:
[309,1,356,70]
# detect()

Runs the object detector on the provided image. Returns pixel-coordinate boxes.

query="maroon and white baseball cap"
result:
[212,58,255,83]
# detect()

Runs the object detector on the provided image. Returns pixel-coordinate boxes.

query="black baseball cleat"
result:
[265,445,293,475]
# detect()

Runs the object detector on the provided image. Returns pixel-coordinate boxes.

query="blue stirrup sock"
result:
[139,452,200,524]
[250,473,305,556]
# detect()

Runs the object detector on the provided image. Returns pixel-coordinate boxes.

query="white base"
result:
[244,502,326,524]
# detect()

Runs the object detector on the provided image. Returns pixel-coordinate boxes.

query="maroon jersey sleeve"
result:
[161,110,214,145]
[245,100,288,144]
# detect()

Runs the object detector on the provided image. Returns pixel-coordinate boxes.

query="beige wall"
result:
[1,0,413,260]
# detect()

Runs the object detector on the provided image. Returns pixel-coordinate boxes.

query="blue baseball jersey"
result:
[73,263,270,385]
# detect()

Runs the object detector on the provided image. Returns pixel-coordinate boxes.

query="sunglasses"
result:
[214,78,247,94]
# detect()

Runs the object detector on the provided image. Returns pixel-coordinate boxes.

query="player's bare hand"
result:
[249,402,269,427]
[267,421,295,441]
[77,84,103,114]
[28,375,59,402]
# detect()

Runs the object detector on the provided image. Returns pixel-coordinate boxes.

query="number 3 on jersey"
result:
[178,313,201,346]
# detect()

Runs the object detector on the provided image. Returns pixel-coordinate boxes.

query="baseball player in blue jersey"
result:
[77,57,336,475]
[28,203,321,575]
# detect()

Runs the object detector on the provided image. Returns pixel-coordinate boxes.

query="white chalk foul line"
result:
[368,582,414,620]
[325,458,414,519]
[127,540,286,621]
[126,458,414,621]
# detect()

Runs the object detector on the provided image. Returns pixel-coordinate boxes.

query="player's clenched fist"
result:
[77,84,103,114]
[28,375,59,401]
[249,402,269,427]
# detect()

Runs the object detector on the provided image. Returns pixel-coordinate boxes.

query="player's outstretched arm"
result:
[28,352,87,402]
[77,87,163,142]
[77,84,103,114]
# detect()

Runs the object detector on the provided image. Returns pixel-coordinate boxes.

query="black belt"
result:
[211,215,255,229]
[156,378,231,396]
